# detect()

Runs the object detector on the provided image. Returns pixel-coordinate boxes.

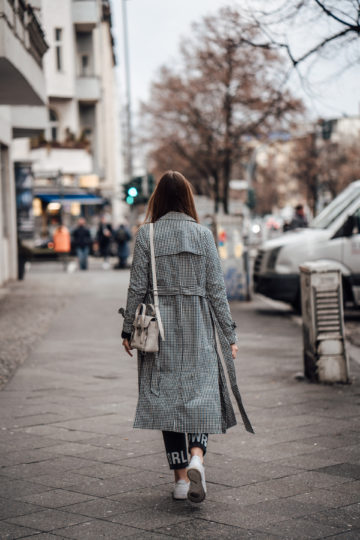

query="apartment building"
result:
[13,0,123,237]
[0,0,48,286]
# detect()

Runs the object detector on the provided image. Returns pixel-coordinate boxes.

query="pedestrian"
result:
[287,204,308,230]
[114,223,131,269]
[120,170,253,504]
[96,216,113,269]
[17,238,32,280]
[72,217,92,270]
[53,222,71,271]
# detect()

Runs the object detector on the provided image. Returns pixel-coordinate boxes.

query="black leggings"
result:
[162,431,208,470]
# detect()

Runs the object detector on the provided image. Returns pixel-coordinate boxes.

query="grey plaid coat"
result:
[122,212,253,434]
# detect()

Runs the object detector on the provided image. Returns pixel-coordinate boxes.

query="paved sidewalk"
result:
[1,264,360,539]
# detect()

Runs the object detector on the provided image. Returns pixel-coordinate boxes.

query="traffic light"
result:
[123,177,143,206]
[246,188,256,210]
[123,174,156,206]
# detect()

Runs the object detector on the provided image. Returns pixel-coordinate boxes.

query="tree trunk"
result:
[213,171,220,214]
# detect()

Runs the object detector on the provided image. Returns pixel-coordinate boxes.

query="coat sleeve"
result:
[204,228,237,345]
[122,226,149,334]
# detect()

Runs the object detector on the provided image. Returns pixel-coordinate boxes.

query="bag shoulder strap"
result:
[150,223,165,341]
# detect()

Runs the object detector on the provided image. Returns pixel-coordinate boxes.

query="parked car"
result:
[253,180,360,309]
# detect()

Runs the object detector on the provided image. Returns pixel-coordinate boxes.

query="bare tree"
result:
[290,133,320,213]
[141,7,302,214]
[243,1,360,73]
[318,140,360,197]
[290,128,360,213]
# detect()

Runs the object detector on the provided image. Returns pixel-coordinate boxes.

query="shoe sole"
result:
[172,494,188,500]
[187,468,206,503]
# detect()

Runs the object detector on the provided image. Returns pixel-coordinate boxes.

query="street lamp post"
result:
[122,0,133,183]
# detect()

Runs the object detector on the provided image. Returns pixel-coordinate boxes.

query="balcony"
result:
[0,0,48,105]
[31,146,93,176]
[72,0,99,31]
[11,105,47,137]
[76,76,101,103]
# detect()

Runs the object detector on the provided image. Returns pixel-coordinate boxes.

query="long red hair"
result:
[144,170,199,223]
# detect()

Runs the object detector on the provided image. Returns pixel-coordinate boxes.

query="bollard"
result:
[300,261,349,383]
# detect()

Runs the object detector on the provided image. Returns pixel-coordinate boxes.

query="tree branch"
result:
[313,0,359,29]
[294,27,354,65]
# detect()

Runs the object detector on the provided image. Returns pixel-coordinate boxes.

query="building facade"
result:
[0,0,48,286]
[13,0,123,239]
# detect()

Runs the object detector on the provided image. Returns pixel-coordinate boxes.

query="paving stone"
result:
[302,432,360,449]
[69,446,131,463]
[288,487,360,508]
[83,435,164,454]
[272,453,346,470]
[116,452,171,473]
[324,529,360,539]
[74,462,134,480]
[6,509,90,532]
[18,426,97,442]
[109,506,190,531]
[206,483,279,506]
[229,470,350,500]
[17,489,94,509]
[309,503,360,529]
[63,497,132,519]
[37,442,98,457]
[29,472,86,490]
[0,479,52,500]
[191,501,281,529]
[335,480,360,494]
[255,516,348,539]
[53,519,141,539]
[0,521,40,539]
[0,456,98,480]
[314,463,360,480]
[0,496,43,520]
[0,434,59,452]
[21,535,65,540]
[126,532,181,540]
[107,482,173,509]
[67,471,170,497]
[155,518,281,539]
[205,466,269,487]
[0,449,55,467]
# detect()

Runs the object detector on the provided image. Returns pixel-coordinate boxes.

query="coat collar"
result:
[158,211,196,223]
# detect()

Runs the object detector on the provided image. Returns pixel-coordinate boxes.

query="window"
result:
[49,108,59,141]
[54,28,63,71]
[81,54,89,76]
[0,145,9,238]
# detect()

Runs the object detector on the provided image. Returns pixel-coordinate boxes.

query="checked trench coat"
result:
[122,211,253,434]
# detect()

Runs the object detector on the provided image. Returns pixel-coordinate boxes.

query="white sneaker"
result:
[187,455,206,503]
[172,479,189,500]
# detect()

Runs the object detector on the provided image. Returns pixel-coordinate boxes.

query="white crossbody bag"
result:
[130,223,165,353]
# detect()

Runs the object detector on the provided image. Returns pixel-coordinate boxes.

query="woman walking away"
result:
[120,171,254,503]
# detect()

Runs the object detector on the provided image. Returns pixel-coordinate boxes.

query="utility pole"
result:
[122,0,133,183]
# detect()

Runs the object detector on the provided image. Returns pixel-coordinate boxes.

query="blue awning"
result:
[36,193,104,205]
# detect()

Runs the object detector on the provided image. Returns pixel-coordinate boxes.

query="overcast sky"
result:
[110,0,360,121]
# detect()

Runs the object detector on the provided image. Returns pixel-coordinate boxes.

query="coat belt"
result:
[155,285,207,297]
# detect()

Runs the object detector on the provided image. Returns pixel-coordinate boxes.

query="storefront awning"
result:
[36,193,104,205]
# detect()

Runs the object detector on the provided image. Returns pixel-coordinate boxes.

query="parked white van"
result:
[253,180,360,309]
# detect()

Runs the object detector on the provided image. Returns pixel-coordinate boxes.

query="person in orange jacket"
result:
[53,223,71,271]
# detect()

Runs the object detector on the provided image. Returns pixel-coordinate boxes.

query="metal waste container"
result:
[300,261,349,383]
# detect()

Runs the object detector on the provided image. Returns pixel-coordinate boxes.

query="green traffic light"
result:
[126,195,134,205]
[128,187,138,197]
